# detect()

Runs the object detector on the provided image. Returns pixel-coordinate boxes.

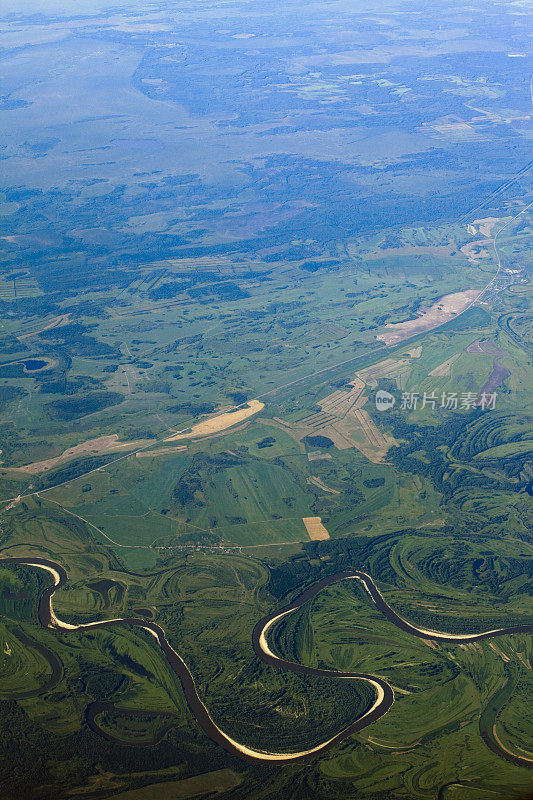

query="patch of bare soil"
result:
[307,451,331,462]
[376,290,481,346]
[307,476,340,494]
[302,516,330,540]
[165,400,264,441]
[472,217,503,237]
[270,379,395,463]
[136,446,188,458]
[18,313,71,340]
[10,434,151,474]
[460,239,491,261]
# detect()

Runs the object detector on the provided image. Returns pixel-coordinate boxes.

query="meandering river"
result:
[2,557,532,765]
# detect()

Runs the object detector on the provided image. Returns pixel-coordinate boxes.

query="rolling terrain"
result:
[0,0,532,799]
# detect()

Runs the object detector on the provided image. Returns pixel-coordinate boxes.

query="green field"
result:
[1,2,532,798]
[0,214,531,797]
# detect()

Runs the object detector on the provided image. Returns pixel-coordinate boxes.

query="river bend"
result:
[2,557,532,764]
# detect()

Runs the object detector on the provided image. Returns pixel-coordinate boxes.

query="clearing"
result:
[9,434,151,474]
[165,400,264,441]
[17,313,71,340]
[307,476,340,494]
[470,217,503,237]
[136,445,188,458]
[460,240,491,262]
[376,290,481,345]
[302,516,330,540]
[277,379,396,463]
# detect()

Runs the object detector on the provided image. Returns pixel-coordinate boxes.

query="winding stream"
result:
[2,557,532,764]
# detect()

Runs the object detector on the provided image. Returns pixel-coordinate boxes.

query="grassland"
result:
[0,216,533,800]
[0,3,532,796]
[0,502,531,799]
[0,212,530,796]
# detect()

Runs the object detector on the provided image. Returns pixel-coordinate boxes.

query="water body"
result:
[23,359,48,371]
[2,557,532,765]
